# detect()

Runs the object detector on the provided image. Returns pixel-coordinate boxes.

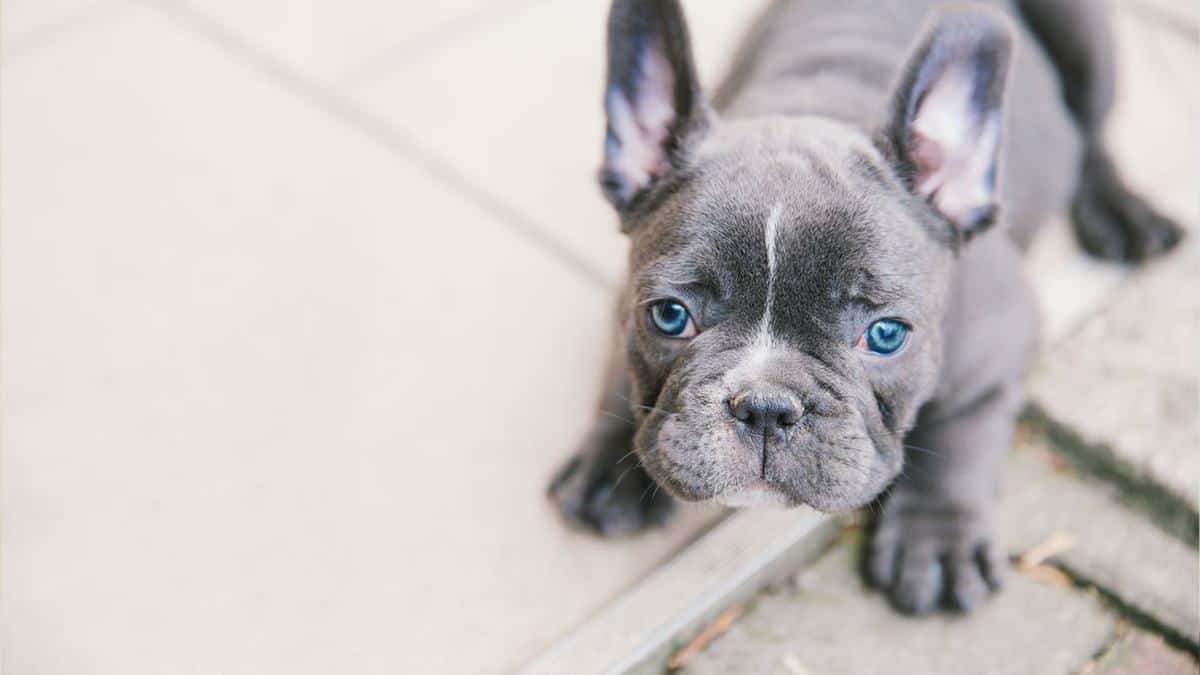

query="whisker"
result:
[609,455,643,492]
[902,443,943,458]
[613,447,640,466]
[639,479,659,505]
[614,392,678,416]
[599,410,635,426]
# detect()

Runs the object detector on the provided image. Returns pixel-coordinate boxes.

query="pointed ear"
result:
[600,0,710,216]
[882,7,1013,240]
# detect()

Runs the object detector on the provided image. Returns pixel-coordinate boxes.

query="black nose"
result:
[728,388,801,436]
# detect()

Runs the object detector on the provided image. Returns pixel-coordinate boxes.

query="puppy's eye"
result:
[857,318,909,355]
[648,300,697,338]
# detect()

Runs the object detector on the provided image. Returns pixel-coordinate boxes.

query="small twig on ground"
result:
[1013,531,1078,587]
[1016,531,1077,569]
[1019,563,1075,587]
[666,603,745,671]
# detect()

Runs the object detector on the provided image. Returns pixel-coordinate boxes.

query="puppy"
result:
[549,0,1182,614]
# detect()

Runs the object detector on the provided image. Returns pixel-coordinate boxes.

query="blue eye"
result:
[649,300,695,338]
[863,318,908,355]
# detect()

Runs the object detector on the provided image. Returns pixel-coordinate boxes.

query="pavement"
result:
[2,1,1196,674]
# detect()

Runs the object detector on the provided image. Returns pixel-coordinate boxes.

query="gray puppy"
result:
[549,0,1182,614]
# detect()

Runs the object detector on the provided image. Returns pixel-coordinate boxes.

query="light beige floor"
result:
[1,2,762,674]
[2,1,1194,674]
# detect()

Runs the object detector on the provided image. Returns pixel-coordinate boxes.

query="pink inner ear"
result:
[606,46,677,198]
[910,130,946,192]
[909,63,999,227]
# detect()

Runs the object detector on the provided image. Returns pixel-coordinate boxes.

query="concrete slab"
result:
[1001,439,1200,644]
[0,8,720,674]
[683,533,1117,675]
[1029,238,1200,508]
[355,0,771,285]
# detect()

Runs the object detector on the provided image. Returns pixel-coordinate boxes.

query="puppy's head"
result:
[600,1,1012,511]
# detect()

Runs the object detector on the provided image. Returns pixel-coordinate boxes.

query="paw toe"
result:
[946,553,989,613]
[889,548,943,615]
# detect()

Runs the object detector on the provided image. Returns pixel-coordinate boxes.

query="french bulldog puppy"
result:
[549,0,1182,614]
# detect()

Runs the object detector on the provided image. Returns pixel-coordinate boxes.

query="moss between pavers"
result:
[1021,405,1199,548]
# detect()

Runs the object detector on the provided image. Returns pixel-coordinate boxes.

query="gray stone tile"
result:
[684,534,1117,675]
[1029,237,1200,508]
[1001,441,1200,643]
[0,8,719,674]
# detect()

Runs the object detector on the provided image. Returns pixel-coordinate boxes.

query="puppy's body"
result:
[550,0,1181,614]
[716,0,1080,246]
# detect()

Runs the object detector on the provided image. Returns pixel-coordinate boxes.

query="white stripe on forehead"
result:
[757,202,785,349]
[729,201,785,381]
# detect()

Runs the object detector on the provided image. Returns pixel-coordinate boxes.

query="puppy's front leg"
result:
[868,383,1023,614]
[547,341,673,537]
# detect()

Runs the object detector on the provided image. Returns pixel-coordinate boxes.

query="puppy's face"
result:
[601,2,1011,511]
[623,119,951,511]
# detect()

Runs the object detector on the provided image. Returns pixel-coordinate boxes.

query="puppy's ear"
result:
[600,0,710,217]
[882,7,1012,240]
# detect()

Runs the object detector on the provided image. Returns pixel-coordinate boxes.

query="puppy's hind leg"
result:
[547,340,673,537]
[1018,0,1184,261]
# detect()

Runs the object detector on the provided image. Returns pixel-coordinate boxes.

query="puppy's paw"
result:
[867,496,1004,615]
[1072,154,1185,263]
[547,445,674,538]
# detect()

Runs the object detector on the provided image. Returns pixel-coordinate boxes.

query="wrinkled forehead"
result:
[635,133,936,316]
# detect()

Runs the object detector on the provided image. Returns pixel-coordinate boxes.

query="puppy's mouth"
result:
[638,407,897,513]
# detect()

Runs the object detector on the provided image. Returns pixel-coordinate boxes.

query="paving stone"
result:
[1001,439,1200,644]
[1087,630,1198,674]
[684,534,1117,675]
[0,8,721,674]
[1028,238,1200,508]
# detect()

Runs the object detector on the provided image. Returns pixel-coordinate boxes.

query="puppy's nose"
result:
[728,388,801,436]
